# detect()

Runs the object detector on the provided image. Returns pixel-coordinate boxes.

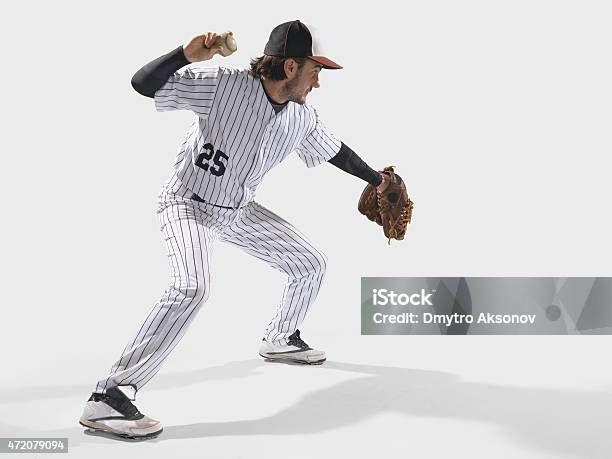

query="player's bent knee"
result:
[172,280,210,304]
[189,283,211,304]
[304,250,328,278]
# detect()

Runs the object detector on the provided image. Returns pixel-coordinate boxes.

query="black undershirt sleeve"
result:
[329,143,382,187]
[131,46,189,98]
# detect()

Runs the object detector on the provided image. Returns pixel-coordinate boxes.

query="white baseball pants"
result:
[95,192,327,395]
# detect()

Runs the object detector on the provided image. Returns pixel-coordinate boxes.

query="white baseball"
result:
[215,31,238,57]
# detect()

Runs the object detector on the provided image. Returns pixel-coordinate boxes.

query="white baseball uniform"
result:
[95,65,340,395]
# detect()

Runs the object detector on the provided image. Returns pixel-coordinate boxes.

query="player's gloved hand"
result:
[358,166,414,244]
[357,172,390,225]
[376,172,390,193]
[183,32,223,63]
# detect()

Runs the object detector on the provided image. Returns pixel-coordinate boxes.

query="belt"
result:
[190,193,236,210]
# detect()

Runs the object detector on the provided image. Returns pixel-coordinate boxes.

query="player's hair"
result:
[249,55,308,81]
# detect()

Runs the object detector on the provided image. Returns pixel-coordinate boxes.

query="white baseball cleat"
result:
[79,387,163,440]
[259,329,326,365]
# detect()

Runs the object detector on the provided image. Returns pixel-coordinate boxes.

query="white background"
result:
[0,1,611,458]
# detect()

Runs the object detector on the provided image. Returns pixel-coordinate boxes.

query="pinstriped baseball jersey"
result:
[154,65,341,208]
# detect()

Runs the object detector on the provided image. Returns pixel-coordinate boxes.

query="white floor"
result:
[1,336,609,459]
[2,0,611,457]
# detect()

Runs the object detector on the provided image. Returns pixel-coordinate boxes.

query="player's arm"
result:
[131,33,222,98]
[296,108,390,191]
[328,143,389,191]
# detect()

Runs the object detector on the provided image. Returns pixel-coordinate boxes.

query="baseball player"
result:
[79,20,390,440]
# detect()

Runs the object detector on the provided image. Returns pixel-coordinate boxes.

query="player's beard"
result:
[282,72,308,105]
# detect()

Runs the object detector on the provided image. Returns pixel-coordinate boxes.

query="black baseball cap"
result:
[264,20,342,70]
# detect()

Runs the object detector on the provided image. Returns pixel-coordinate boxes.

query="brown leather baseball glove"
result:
[358,166,414,243]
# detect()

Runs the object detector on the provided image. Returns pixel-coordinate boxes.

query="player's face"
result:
[283,60,322,105]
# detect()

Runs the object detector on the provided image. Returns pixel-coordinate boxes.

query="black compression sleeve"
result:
[328,143,382,186]
[131,46,190,98]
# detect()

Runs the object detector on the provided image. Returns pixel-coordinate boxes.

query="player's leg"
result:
[221,201,327,364]
[95,200,215,392]
[81,199,215,438]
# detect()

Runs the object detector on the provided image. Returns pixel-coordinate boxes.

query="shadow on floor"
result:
[0,359,609,458]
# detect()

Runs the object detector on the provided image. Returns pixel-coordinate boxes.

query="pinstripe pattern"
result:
[95,64,339,397]
[221,202,327,343]
[155,66,341,208]
[96,186,328,395]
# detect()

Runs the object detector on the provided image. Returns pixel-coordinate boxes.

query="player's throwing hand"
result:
[183,32,223,63]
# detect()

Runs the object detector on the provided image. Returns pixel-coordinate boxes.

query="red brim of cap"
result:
[309,55,343,70]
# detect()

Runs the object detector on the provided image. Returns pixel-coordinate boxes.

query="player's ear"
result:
[284,59,299,80]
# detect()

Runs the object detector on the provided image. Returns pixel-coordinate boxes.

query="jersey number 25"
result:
[194,143,228,176]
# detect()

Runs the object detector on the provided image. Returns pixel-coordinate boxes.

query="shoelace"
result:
[92,388,141,418]
[288,330,310,350]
